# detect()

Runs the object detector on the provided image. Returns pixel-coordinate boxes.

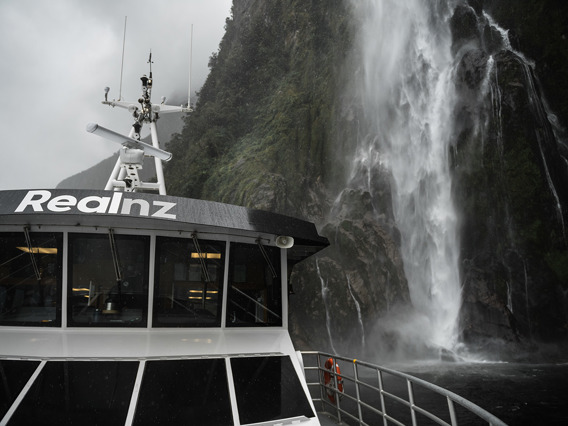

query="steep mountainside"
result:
[165,0,411,356]
[166,0,348,217]
[163,0,568,359]
[450,1,568,357]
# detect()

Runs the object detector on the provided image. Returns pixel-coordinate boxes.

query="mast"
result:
[87,52,190,195]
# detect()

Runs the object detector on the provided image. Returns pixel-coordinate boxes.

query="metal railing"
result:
[300,352,507,426]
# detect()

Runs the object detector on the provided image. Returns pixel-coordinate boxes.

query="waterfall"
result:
[316,259,338,354]
[346,274,366,348]
[350,0,461,350]
[506,281,513,313]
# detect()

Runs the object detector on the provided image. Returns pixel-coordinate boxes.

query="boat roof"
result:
[0,189,329,261]
[0,328,297,359]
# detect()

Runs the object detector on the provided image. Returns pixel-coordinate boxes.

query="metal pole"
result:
[150,122,166,195]
[408,380,417,426]
[317,354,325,413]
[378,370,388,426]
[118,16,127,101]
[353,360,363,424]
[188,24,193,109]
[447,397,458,426]
[332,356,342,424]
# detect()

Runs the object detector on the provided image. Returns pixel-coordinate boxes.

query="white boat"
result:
[0,57,507,426]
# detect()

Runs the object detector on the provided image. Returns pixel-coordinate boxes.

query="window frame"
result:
[0,227,288,330]
[0,231,63,327]
[152,236,227,328]
[66,231,151,328]
[226,241,284,328]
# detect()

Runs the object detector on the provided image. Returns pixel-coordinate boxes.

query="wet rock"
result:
[453,47,568,345]
[246,173,288,212]
[450,4,481,52]
[455,48,489,93]
[289,188,409,356]
[467,0,483,15]
[481,22,506,55]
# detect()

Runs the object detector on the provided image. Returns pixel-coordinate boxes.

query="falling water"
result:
[317,259,338,354]
[350,0,461,350]
[506,282,513,313]
[346,274,366,348]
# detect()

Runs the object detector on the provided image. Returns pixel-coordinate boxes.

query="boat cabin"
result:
[0,189,329,426]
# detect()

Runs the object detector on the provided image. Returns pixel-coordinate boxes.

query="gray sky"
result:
[0,0,232,190]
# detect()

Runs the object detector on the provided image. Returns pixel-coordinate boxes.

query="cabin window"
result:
[133,359,233,425]
[0,231,62,326]
[231,356,315,424]
[8,361,138,425]
[67,233,150,327]
[226,243,282,327]
[153,236,225,327]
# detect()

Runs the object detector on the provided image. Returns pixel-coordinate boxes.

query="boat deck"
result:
[317,412,342,425]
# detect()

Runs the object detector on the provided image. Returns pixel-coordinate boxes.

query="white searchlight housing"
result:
[275,236,294,249]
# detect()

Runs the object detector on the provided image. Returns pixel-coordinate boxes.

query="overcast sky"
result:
[0,0,232,190]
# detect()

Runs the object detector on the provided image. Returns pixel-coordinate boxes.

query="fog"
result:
[0,0,231,190]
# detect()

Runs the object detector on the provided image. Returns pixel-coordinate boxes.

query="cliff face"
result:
[164,0,410,356]
[450,1,568,354]
[166,0,346,219]
[484,0,568,128]
[164,0,568,359]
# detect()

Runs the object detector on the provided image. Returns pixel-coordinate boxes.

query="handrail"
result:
[300,351,507,426]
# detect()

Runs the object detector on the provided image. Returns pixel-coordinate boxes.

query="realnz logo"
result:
[15,190,177,219]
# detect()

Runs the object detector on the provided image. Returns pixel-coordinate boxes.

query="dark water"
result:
[313,361,568,426]
[399,362,568,426]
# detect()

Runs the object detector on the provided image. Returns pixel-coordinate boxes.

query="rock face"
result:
[450,1,568,350]
[165,0,413,355]
[290,187,409,356]
[162,0,568,359]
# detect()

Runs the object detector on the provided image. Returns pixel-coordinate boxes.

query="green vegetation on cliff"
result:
[165,0,352,219]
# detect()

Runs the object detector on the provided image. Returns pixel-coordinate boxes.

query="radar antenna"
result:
[87,50,191,195]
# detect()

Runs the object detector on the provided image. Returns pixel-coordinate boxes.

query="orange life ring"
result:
[323,358,344,403]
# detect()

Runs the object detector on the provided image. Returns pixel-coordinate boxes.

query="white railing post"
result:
[407,380,418,426]
[353,360,363,424]
[332,356,342,423]
[377,370,388,426]
[447,397,458,426]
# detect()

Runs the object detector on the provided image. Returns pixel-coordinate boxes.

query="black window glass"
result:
[153,236,225,327]
[9,361,138,426]
[231,356,315,424]
[133,359,233,425]
[0,232,62,326]
[0,360,40,419]
[68,233,149,327]
[227,243,282,327]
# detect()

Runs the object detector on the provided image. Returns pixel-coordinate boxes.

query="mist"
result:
[0,0,231,190]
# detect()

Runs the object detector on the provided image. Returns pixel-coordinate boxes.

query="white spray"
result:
[350,0,462,350]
